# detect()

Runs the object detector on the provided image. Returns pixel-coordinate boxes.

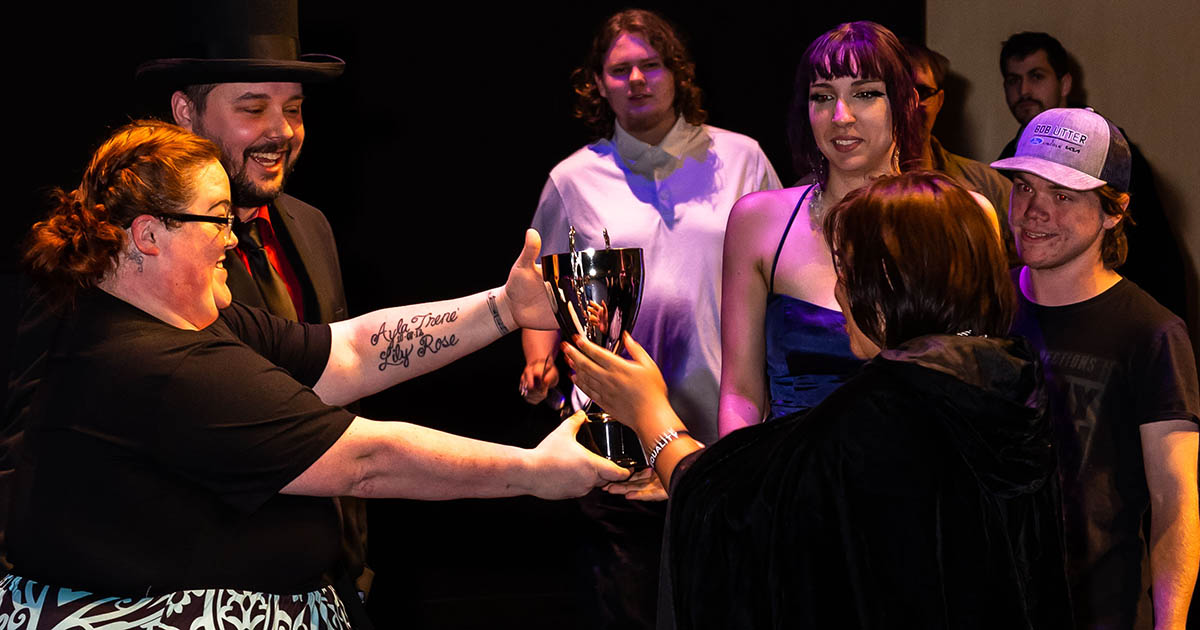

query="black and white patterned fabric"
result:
[0,574,351,630]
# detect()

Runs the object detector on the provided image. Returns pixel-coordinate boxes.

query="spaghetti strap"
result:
[768,185,813,294]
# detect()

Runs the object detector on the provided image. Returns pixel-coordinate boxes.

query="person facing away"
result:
[564,171,1074,630]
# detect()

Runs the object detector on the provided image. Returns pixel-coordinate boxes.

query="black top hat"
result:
[136,0,344,86]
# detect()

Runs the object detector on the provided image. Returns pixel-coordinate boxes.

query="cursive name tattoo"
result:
[418,332,459,358]
[370,320,413,369]
[369,308,461,371]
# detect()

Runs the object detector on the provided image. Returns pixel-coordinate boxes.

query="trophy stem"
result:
[577,409,647,470]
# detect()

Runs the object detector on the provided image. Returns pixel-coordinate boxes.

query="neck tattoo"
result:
[127,248,145,273]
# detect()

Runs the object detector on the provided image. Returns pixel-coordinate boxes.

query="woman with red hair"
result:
[1,120,626,628]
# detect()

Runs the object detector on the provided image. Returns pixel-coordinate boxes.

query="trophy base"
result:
[578,413,647,470]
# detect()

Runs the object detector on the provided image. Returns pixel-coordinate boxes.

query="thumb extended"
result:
[519,229,543,267]
[561,409,588,432]
[561,411,630,481]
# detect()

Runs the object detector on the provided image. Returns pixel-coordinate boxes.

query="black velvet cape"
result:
[667,335,1073,629]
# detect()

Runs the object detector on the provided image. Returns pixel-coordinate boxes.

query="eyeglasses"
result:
[916,85,943,101]
[157,212,235,231]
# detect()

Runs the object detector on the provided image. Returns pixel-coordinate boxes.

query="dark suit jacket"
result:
[226,194,372,599]
[226,194,348,324]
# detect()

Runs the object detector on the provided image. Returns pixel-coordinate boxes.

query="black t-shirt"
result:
[1012,277,1200,630]
[5,289,354,595]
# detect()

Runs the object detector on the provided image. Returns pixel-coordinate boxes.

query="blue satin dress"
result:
[764,186,863,418]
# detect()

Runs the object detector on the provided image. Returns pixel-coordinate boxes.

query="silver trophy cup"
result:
[542,233,647,469]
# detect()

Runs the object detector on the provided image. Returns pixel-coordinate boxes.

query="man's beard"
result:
[1011,98,1048,126]
[192,119,298,208]
[228,154,297,208]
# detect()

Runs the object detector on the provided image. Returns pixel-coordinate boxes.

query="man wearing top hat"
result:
[993,108,1198,630]
[137,2,347,326]
[136,1,368,623]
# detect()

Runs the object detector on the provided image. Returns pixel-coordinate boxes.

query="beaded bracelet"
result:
[647,429,689,469]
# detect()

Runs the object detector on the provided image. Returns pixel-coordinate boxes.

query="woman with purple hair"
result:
[717,22,995,436]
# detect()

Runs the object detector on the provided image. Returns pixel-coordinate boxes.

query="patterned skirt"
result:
[0,574,351,630]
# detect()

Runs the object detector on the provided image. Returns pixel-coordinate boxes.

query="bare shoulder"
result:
[728,186,813,232]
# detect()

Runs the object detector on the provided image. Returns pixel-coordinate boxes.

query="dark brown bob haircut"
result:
[823,171,1016,349]
[25,120,221,300]
[788,21,922,182]
[572,9,706,140]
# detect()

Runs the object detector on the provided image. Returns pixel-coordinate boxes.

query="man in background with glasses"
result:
[904,41,1016,264]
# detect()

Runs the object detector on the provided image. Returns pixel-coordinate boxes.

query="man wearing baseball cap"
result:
[136,1,367,624]
[996,33,1185,319]
[993,108,1198,630]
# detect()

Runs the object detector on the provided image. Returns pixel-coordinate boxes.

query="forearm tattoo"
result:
[487,291,510,335]
[369,309,460,371]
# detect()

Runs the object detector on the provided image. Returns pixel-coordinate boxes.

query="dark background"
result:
[8,2,923,627]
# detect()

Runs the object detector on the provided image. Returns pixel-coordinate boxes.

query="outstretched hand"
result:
[604,467,669,501]
[561,332,672,438]
[527,410,631,499]
[504,229,557,331]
